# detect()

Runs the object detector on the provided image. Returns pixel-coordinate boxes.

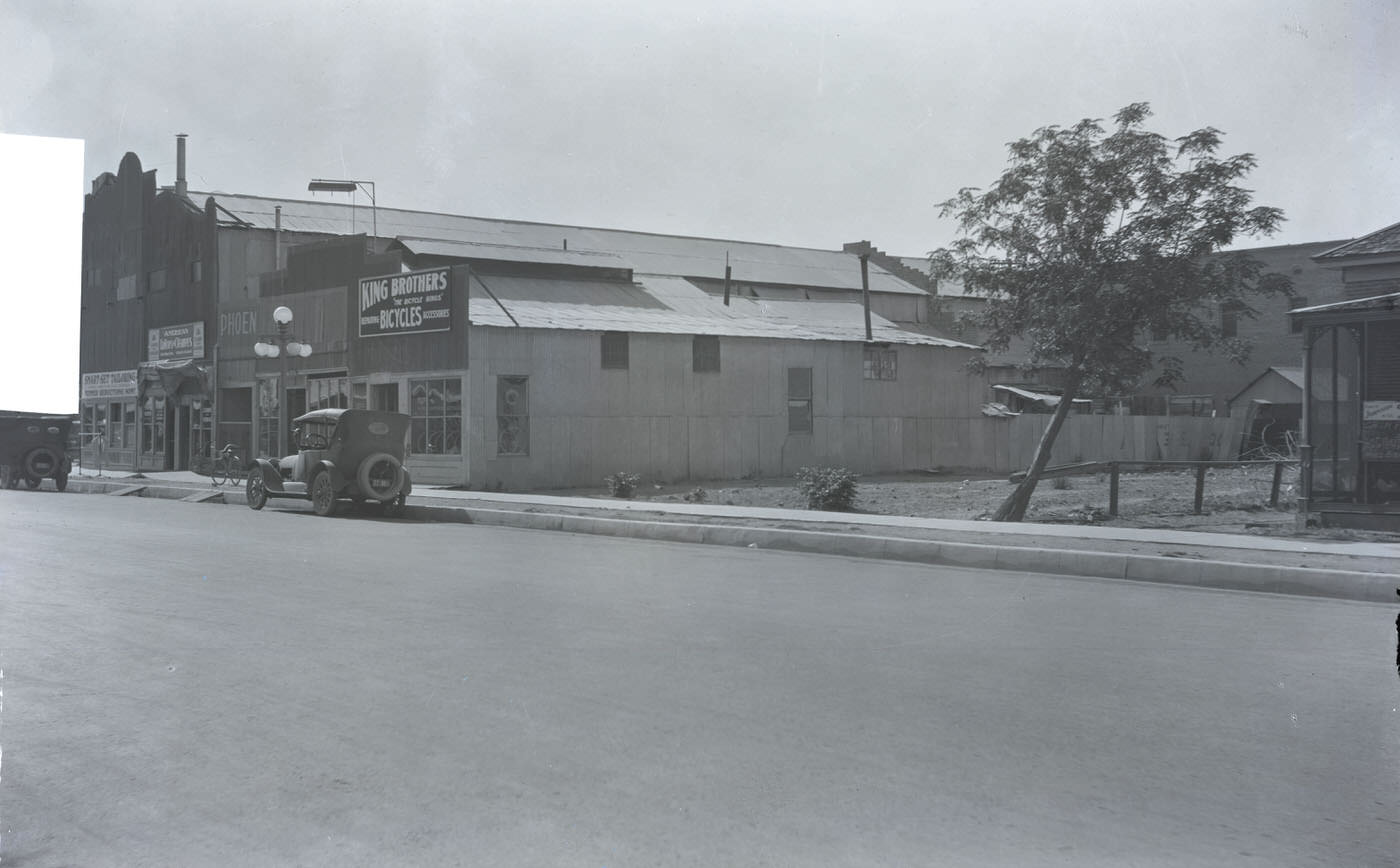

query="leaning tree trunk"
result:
[992,376,1082,522]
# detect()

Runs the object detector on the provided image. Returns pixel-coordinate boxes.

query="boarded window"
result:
[410,377,463,455]
[862,347,897,380]
[497,376,529,456]
[601,332,629,369]
[788,367,813,434]
[116,274,138,300]
[692,335,720,372]
[147,268,166,294]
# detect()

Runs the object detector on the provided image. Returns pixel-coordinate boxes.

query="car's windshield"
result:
[296,423,335,450]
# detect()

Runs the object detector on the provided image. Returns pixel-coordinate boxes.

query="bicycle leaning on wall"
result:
[210,443,244,487]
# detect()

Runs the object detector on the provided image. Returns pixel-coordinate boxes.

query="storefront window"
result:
[409,377,462,455]
[497,376,528,456]
[142,396,165,455]
[307,375,351,411]
[257,379,279,458]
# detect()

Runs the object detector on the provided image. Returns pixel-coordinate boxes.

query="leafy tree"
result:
[931,103,1290,522]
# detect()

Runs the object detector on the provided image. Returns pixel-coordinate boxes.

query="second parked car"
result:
[245,409,412,517]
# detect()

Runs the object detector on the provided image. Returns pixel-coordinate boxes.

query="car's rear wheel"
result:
[54,469,68,492]
[311,471,339,517]
[246,472,267,510]
[357,453,405,502]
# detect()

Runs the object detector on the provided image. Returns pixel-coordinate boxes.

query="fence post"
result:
[1193,463,1207,515]
[1108,462,1120,517]
[1270,461,1284,508]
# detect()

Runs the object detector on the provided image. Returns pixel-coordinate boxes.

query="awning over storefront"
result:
[138,359,211,399]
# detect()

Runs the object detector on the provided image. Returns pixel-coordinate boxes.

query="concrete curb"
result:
[57,477,1396,604]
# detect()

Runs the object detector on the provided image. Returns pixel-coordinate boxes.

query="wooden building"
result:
[79,141,986,487]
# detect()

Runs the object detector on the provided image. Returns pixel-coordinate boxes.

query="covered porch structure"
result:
[1291,292,1400,531]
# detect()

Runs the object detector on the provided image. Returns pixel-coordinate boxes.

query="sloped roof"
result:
[195,192,927,294]
[1314,221,1400,261]
[1290,291,1400,317]
[395,237,632,270]
[465,272,977,347]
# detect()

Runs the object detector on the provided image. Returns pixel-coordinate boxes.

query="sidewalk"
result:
[62,467,1400,604]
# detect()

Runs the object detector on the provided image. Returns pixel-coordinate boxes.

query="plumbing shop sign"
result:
[358,267,452,338]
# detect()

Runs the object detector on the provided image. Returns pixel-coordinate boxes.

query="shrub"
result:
[604,471,641,498]
[683,487,708,503]
[795,466,859,511]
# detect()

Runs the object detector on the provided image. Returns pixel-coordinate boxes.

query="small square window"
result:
[692,335,720,372]
[862,347,897,380]
[601,332,629,369]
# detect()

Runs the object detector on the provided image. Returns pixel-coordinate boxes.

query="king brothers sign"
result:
[358,267,453,338]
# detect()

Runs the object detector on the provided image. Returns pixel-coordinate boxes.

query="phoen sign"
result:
[358,267,452,338]
[148,321,205,361]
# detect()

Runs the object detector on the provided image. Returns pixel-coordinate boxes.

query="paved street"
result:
[2,491,1398,866]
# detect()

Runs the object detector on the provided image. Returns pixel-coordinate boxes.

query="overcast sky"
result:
[2,0,1398,411]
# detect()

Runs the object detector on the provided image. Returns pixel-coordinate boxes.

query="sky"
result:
[2,0,1398,413]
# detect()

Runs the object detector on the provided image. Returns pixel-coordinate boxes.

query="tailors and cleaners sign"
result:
[148,321,205,361]
[358,267,452,338]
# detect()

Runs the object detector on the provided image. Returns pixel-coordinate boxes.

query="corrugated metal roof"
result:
[465,273,977,347]
[1271,366,1305,389]
[194,192,928,294]
[471,274,666,309]
[1314,221,1400,260]
[395,237,632,270]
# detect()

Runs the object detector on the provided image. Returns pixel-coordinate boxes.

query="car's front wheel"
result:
[311,472,339,517]
[246,472,268,510]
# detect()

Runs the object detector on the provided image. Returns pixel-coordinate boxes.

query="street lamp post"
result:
[253,305,313,457]
[308,178,377,239]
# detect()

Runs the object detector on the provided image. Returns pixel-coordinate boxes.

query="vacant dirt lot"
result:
[551,464,1396,542]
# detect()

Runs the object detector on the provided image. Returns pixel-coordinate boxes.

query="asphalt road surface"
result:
[2,491,1397,866]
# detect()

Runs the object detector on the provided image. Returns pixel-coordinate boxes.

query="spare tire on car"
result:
[357,452,404,502]
[24,446,60,481]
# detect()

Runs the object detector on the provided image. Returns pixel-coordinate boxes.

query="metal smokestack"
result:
[175,133,188,197]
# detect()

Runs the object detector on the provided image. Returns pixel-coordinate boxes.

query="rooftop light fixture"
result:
[308,178,376,238]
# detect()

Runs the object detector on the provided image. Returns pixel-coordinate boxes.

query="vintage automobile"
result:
[245,408,412,517]
[0,412,75,491]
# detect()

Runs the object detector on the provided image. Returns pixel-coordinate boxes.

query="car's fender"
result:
[316,459,349,493]
[250,458,286,493]
[401,467,412,498]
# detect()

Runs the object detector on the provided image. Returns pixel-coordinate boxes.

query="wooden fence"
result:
[1010,459,1298,516]
[967,413,1248,474]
